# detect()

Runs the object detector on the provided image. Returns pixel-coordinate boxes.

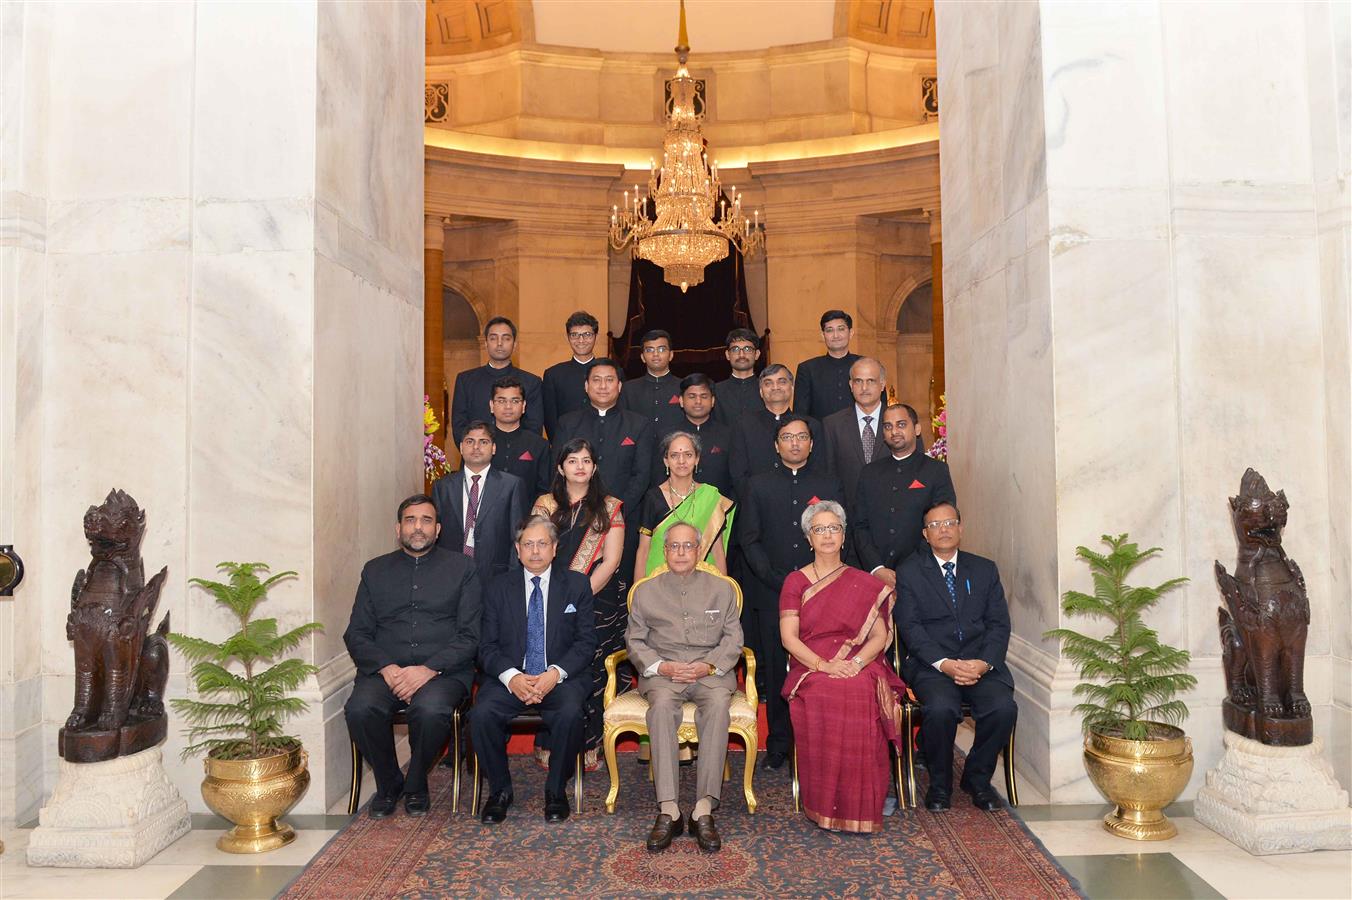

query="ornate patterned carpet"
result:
[282,753,1082,899]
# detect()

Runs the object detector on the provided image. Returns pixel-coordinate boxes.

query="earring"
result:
[664,466,670,476]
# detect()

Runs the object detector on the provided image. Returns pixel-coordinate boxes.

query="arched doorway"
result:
[893,281,935,443]
[441,286,480,461]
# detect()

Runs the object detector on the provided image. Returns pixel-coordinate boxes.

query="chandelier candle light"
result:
[608,0,764,292]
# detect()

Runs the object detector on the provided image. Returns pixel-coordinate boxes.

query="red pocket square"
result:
[621,436,636,446]
[808,495,821,505]
[519,451,534,461]
[668,394,681,405]
[909,479,925,489]
[710,445,723,454]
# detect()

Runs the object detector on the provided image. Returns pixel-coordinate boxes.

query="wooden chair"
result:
[468,709,584,815]
[347,703,467,815]
[601,561,759,814]
[893,636,1019,807]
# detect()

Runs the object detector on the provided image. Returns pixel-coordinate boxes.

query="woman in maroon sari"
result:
[780,500,906,833]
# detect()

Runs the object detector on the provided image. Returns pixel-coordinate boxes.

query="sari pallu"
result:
[640,484,735,576]
[782,566,906,833]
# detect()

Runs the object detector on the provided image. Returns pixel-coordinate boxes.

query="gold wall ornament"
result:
[201,743,310,853]
[607,0,764,293]
[426,82,450,123]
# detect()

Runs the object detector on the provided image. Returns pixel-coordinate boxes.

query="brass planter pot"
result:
[1083,724,1192,841]
[202,744,309,853]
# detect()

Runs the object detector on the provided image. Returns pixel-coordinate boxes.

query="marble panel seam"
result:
[315,200,420,304]
[0,189,47,251]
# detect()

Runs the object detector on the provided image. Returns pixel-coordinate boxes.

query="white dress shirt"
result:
[498,566,568,687]
[855,401,883,445]
[461,463,491,551]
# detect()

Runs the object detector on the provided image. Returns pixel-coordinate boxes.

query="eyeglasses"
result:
[568,331,595,339]
[809,524,844,535]
[642,346,670,355]
[728,346,756,355]
[665,541,697,553]
[778,432,811,443]
[923,518,961,531]
[518,540,554,551]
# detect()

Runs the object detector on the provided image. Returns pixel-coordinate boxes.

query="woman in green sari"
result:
[633,431,736,584]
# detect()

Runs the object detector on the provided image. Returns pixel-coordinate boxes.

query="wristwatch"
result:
[707,662,717,676]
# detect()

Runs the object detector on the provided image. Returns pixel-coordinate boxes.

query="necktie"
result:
[861,415,876,464]
[464,474,481,557]
[525,575,546,676]
[943,560,963,641]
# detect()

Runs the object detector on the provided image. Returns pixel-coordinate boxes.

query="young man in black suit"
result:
[728,364,825,496]
[713,328,761,428]
[473,515,595,824]
[542,311,598,438]
[650,373,733,497]
[432,421,527,584]
[450,316,544,443]
[622,329,685,435]
[853,403,956,588]
[895,502,1016,812]
[489,376,552,506]
[738,414,844,769]
[792,309,860,420]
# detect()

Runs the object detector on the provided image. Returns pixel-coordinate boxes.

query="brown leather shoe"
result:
[691,814,721,852]
[645,812,684,852]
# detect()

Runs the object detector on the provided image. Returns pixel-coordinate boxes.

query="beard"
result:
[401,529,434,553]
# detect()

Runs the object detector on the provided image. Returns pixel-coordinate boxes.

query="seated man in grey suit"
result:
[625,522,743,853]
[432,420,527,583]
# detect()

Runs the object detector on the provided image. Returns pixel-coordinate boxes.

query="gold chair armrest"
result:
[741,647,758,708]
[603,648,629,707]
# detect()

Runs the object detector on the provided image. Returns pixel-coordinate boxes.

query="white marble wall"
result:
[0,0,423,823]
[937,0,1352,802]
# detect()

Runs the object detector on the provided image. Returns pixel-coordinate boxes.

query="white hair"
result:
[664,521,703,545]
[801,500,847,536]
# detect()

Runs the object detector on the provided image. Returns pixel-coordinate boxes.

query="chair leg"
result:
[348,740,363,815]
[471,752,481,818]
[573,753,584,814]
[902,706,918,808]
[603,728,623,814]
[451,710,461,815]
[741,730,757,814]
[791,746,800,813]
[1004,727,1019,807]
[723,756,731,782]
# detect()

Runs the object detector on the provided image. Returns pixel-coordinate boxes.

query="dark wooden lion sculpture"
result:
[1214,468,1312,746]
[59,489,171,762]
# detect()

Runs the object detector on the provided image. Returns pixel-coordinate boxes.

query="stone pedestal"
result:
[26,746,190,868]
[1196,731,1352,855]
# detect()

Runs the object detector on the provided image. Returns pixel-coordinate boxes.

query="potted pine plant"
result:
[1045,534,1196,841]
[168,562,320,853]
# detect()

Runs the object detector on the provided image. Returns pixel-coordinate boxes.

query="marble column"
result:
[936,0,1351,801]
[425,216,447,446]
[0,0,424,822]
[925,209,944,412]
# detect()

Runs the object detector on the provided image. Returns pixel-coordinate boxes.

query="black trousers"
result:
[908,666,1017,795]
[750,580,792,755]
[344,673,467,798]
[470,677,588,797]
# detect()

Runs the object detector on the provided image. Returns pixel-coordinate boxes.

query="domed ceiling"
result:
[427,0,934,58]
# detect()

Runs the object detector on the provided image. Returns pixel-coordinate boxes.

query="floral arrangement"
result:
[927,393,948,461]
[424,394,450,480]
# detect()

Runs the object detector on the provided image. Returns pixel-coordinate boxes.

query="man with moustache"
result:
[489,376,553,505]
[792,310,861,420]
[728,364,825,494]
[819,357,889,513]
[451,316,544,443]
[853,404,957,588]
[343,495,482,818]
[473,515,595,824]
[713,328,762,428]
[622,330,686,435]
[542,311,599,438]
[650,373,733,498]
[738,415,844,769]
[432,421,527,584]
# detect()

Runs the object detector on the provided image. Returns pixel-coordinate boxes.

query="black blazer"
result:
[738,465,845,601]
[479,567,596,681]
[852,453,956,573]
[894,550,1013,688]
[820,405,876,508]
[432,468,526,582]
[552,406,654,517]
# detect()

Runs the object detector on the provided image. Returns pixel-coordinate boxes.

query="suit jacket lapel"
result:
[544,573,563,655]
[923,555,954,617]
[473,470,495,536]
[448,472,466,536]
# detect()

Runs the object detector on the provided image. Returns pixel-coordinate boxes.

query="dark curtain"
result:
[610,251,767,380]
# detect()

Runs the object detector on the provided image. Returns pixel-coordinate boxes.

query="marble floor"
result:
[2,725,1348,899]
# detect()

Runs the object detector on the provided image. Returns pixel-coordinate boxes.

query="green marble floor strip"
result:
[166,864,306,900]
[1054,853,1223,900]
[1014,801,1195,822]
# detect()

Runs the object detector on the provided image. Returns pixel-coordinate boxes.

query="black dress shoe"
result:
[970,788,1003,811]
[404,792,430,817]
[924,789,951,812]
[480,790,513,824]
[645,812,684,852]
[369,794,399,819]
[691,814,722,852]
[761,751,788,770]
[543,791,570,823]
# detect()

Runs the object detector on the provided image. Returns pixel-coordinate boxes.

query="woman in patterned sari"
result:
[532,437,624,769]
[780,500,906,833]
[633,431,736,584]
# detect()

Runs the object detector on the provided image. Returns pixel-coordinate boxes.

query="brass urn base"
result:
[216,820,296,854]
[1103,805,1178,841]
[1084,724,1193,843]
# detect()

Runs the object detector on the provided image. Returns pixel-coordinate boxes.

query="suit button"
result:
[412,584,419,590]
[792,543,800,549]
[792,500,798,506]
[888,529,896,535]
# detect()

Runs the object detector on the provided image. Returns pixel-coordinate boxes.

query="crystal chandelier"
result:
[608,1,764,292]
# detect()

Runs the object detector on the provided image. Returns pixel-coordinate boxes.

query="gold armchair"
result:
[601,561,759,814]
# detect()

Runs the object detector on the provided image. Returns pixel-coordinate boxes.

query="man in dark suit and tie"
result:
[738,414,844,768]
[820,356,887,512]
[432,421,527,583]
[895,502,1017,812]
[854,403,956,588]
[472,515,595,824]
